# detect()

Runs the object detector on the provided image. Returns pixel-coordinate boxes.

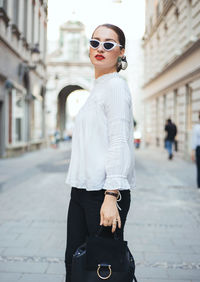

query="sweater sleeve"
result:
[102,78,132,190]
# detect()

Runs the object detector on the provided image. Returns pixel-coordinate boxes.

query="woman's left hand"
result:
[100,194,121,233]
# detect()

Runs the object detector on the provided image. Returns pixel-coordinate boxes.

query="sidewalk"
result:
[0,144,199,282]
[130,148,200,282]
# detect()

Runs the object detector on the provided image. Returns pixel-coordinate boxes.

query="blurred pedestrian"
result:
[64,24,136,282]
[164,118,177,160]
[191,111,200,188]
[54,128,60,148]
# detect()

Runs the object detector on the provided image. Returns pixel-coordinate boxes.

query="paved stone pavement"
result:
[0,142,200,282]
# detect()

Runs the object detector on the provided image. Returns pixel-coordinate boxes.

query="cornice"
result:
[143,66,200,101]
[143,38,200,89]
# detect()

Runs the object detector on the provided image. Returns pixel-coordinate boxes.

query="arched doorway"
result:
[57,85,83,138]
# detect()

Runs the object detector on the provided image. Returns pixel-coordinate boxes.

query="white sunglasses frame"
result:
[89,39,123,51]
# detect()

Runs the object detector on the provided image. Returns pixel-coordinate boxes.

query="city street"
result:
[0,142,200,282]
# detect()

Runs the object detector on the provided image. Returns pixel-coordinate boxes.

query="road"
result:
[0,142,199,282]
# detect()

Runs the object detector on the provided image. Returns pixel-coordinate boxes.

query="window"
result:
[187,0,192,42]
[8,90,12,144]
[13,0,19,26]
[23,0,28,38]
[173,89,178,124]
[38,14,41,47]
[186,85,192,131]
[13,90,24,142]
[15,118,22,141]
[43,24,47,60]
[31,2,35,44]
[8,89,25,144]
[0,0,7,10]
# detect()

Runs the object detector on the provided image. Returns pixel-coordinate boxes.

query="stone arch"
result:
[57,85,83,138]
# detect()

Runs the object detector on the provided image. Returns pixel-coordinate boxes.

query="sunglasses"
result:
[89,39,122,51]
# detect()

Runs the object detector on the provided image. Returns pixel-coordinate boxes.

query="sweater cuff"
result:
[103,176,130,190]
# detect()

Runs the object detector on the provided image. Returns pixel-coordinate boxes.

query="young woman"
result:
[64,23,136,282]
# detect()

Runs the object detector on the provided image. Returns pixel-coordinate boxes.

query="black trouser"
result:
[65,187,131,282]
[196,146,200,188]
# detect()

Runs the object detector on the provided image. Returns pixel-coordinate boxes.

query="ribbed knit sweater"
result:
[65,72,136,191]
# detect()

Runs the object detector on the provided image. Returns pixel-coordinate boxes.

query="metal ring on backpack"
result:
[97,264,112,280]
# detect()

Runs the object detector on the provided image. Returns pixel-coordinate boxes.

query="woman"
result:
[64,23,136,282]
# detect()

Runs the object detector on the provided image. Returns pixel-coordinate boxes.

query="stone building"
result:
[46,20,93,139]
[0,0,47,157]
[142,0,200,158]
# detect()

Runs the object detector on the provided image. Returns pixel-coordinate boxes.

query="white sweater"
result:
[65,72,136,191]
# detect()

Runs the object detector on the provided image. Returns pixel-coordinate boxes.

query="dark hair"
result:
[92,23,126,72]
[167,118,172,123]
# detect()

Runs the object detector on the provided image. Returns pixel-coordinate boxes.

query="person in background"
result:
[191,111,200,189]
[54,128,60,148]
[164,118,177,160]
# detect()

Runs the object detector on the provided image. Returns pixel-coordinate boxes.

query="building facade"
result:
[0,0,47,157]
[46,20,93,139]
[142,0,200,158]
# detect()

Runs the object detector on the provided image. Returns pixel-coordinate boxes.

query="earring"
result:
[117,56,122,69]
[121,56,128,70]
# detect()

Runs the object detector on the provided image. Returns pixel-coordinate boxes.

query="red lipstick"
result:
[95,54,105,60]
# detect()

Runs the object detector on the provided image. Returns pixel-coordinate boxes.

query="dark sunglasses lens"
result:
[104,42,114,50]
[90,40,99,48]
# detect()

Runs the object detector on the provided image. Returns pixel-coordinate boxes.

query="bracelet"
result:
[104,191,119,198]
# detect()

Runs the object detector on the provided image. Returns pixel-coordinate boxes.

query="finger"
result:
[108,219,114,226]
[117,217,121,229]
[105,219,110,227]
[100,213,104,226]
[112,222,117,233]
[102,218,108,226]
[103,218,112,226]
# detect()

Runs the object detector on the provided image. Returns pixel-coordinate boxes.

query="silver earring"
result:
[121,56,128,70]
